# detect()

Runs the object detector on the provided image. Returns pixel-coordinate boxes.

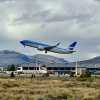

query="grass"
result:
[0,76,99,100]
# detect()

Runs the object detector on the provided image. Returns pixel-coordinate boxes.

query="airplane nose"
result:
[20,41,24,45]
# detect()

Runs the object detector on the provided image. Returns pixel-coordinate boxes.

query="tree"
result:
[7,64,16,71]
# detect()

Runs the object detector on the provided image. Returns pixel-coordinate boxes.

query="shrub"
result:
[80,70,91,78]
[70,72,75,77]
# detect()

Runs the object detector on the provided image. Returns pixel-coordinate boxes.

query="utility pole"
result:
[75,61,78,76]
[75,51,79,77]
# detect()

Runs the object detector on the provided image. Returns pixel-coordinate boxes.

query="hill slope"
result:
[68,57,100,68]
[0,50,33,66]
[0,50,68,67]
[0,50,100,68]
[32,54,68,64]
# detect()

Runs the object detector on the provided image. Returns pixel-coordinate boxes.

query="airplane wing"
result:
[44,42,60,53]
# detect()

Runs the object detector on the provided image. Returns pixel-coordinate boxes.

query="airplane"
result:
[20,40,77,54]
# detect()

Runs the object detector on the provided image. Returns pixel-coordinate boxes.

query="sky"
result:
[0,0,100,61]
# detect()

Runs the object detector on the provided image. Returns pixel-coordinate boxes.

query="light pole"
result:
[75,61,78,76]
[72,50,80,77]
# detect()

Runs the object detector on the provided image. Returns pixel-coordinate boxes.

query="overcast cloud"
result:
[0,0,100,61]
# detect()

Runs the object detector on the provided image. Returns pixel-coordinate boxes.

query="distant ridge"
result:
[0,50,68,67]
[68,57,100,68]
[0,50,100,68]
[32,54,68,64]
[0,50,34,66]
[79,56,100,64]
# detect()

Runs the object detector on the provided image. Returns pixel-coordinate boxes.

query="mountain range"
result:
[0,50,100,68]
[0,50,68,67]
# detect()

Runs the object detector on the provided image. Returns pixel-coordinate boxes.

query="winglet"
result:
[56,42,61,46]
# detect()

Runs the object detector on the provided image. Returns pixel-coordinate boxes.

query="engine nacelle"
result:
[37,46,44,51]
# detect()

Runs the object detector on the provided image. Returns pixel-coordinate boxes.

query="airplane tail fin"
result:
[68,42,77,51]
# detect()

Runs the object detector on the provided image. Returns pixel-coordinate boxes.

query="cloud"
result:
[14,0,97,23]
[0,0,100,61]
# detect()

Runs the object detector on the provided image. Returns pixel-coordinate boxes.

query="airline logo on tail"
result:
[69,42,77,51]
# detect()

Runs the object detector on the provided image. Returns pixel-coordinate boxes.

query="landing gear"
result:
[45,50,48,53]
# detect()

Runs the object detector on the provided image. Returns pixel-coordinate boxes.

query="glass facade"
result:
[23,67,28,70]
[22,67,39,70]
[47,67,75,71]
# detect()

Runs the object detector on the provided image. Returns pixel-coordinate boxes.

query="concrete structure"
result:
[16,62,100,75]
[46,63,75,75]
[17,64,47,74]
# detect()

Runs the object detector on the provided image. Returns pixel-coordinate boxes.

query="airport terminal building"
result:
[16,63,75,74]
[16,62,100,75]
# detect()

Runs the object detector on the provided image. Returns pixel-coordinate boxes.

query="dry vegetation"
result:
[0,76,99,100]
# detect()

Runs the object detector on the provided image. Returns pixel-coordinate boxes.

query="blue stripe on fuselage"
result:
[22,40,50,48]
